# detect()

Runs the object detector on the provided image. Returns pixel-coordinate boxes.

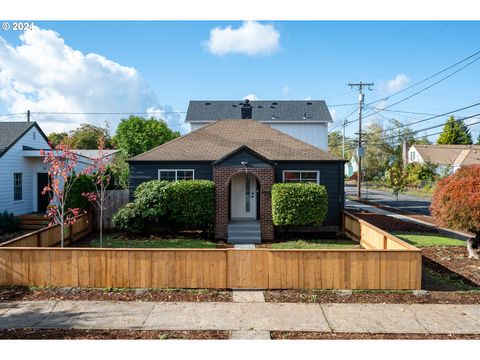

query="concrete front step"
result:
[228,236,261,244]
[228,224,261,231]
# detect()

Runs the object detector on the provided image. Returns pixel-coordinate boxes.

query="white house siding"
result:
[189,121,328,150]
[0,126,50,215]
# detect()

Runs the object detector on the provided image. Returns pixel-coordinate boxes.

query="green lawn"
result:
[393,232,466,247]
[90,235,217,248]
[270,239,359,250]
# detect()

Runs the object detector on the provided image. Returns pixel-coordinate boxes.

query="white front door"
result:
[230,173,257,219]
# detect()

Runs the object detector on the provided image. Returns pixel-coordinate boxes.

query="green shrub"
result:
[168,180,215,229]
[65,174,95,211]
[0,211,19,234]
[112,203,144,232]
[271,183,328,226]
[134,180,171,221]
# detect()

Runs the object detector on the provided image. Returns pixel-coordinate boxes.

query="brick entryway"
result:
[213,167,274,241]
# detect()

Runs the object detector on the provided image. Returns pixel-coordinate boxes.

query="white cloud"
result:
[243,94,259,101]
[203,21,280,57]
[0,26,186,134]
[386,74,411,93]
[330,109,337,122]
[282,85,290,94]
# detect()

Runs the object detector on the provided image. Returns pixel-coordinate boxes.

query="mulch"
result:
[0,286,232,302]
[264,289,480,304]
[0,230,31,244]
[0,328,229,340]
[271,332,480,340]
[347,210,435,233]
[423,246,480,286]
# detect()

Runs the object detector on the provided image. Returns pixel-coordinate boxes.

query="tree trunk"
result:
[60,219,64,248]
[100,206,103,247]
[467,234,479,259]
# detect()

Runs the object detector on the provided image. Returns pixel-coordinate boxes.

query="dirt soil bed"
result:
[0,328,229,340]
[423,246,480,286]
[264,289,480,304]
[0,230,31,244]
[0,286,232,302]
[271,331,480,340]
[348,210,436,233]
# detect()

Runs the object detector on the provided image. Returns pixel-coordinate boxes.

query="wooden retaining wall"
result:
[0,211,421,290]
[0,214,90,248]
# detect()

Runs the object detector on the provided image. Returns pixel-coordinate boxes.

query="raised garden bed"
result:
[0,286,233,302]
[347,210,434,233]
[0,329,229,340]
[257,238,360,249]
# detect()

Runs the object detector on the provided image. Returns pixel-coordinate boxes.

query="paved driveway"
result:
[345,184,431,216]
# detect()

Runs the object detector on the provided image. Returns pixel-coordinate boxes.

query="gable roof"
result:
[212,145,275,166]
[71,149,120,160]
[411,144,480,166]
[186,100,333,122]
[0,122,49,158]
[130,119,341,162]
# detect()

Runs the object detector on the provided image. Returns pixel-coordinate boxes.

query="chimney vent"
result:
[241,99,252,119]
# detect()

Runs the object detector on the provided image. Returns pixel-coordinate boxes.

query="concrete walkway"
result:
[346,199,471,241]
[1,300,479,336]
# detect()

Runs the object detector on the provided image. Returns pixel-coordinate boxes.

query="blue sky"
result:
[0,20,479,140]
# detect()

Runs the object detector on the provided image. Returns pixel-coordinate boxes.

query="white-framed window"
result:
[282,170,320,184]
[158,169,195,182]
[14,173,23,201]
[410,151,415,161]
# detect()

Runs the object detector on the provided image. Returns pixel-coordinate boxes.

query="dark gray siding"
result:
[274,161,345,226]
[128,161,213,200]
[216,149,273,168]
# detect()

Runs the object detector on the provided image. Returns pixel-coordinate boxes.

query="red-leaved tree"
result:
[41,141,83,247]
[430,164,480,259]
[82,138,117,247]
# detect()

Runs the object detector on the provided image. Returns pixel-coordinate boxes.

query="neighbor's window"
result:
[410,151,415,161]
[14,173,22,201]
[283,171,319,184]
[158,169,194,182]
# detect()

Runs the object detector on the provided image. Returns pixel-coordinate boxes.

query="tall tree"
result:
[48,132,69,147]
[69,124,114,149]
[114,116,180,158]
[328,130,353,159]
[437,116,473,145]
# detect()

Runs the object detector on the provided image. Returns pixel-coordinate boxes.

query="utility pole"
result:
[348,81,374,199]
[27,110,30,122]
[342,119,347,159]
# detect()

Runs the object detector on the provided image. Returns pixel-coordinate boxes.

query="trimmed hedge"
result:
[113,180,215,232]
[271,183,328,227]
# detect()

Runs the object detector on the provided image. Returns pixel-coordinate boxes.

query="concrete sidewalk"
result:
[1,300,479,335]
[346,199,471,241]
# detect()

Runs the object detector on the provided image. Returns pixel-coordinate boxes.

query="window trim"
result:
[282,170,320,184]
[13,172,23,202]
[158,169,195,181]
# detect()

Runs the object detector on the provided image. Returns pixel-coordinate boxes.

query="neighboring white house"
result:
[407,144,480,174]
[185,100,333,150]
[344,156,358,178]
[0,121,119,216]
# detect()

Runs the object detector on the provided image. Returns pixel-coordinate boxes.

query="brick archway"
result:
[213,167,274,241]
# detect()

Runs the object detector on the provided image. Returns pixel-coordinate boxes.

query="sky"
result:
[0,20,479,142]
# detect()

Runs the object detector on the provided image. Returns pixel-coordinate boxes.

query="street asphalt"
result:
[345,183,432,216]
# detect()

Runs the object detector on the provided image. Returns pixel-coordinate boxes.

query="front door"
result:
[230,173,257,219]
[37,173,50,213]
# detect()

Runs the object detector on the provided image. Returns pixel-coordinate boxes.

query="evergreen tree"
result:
[476,133,480,145]
[437,116,473,145]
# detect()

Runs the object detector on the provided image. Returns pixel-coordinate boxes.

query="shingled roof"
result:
[185,100,333,122]
[413,144,480,166]
[0,122,48,158]
[130,120,340,162]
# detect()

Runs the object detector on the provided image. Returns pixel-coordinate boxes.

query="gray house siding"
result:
[274,161,345,226]
[128,161,213,200]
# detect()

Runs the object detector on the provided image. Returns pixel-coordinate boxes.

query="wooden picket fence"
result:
[0,211,422,290]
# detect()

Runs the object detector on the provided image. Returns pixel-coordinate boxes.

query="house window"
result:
[410,151,415,161]
[158,169,194,182]
[283,170,319,184]
[14,173,22,201]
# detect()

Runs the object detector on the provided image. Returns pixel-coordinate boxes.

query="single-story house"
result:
[185,99,333,150]
[407,144,480,174]
[128,119,346,243]
[0,121,119,216]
